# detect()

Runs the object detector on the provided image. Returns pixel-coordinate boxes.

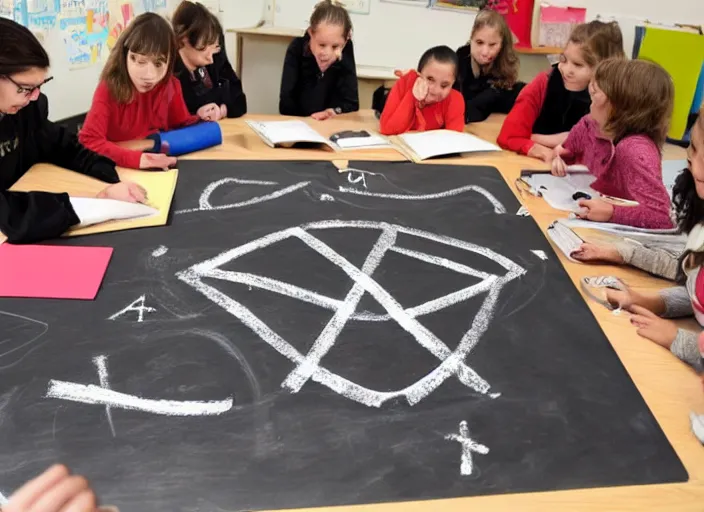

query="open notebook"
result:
[520,166,639,212]
[246,120,337,151]
[391,130,501,162]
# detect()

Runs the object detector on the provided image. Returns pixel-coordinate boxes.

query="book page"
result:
[249,120,329,145]
[524,172,598,212]
[398,130,500,160]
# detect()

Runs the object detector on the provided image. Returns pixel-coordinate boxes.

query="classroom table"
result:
[8,112,704,512]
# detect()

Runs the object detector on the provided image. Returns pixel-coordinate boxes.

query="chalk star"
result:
[445,420,489,475]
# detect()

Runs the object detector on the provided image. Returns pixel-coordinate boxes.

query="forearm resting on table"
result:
[116,139,156,151]
[531,132,568,149]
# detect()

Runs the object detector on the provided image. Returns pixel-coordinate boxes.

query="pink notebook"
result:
[0,243,114,300]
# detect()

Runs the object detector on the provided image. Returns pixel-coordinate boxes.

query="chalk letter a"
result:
[108,295,156,322]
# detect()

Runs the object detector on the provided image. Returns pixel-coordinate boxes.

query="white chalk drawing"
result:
[337,185,507,213]
[0,491,7,505]
[108,295,156,323]
[320,194,335,202]
[347,171,368,189]
[516,206,530,216]
[46,355,233,420]
[152,245,169,257]
[0,311,49,370]
[175,178,310,214]
[445,420,489,476]
[94,356,116,437]
[177,220,525,408]
[531,250,548,261]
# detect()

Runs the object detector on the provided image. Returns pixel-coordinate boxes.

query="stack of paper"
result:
[393,130,501,162]
[246,120,337,150]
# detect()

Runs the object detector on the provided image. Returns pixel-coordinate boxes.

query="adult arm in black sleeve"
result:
[35,94,120,184]
[333,39,359,113]
[279,39,304,116]
[0,190,79,244]
[215,32,246,118]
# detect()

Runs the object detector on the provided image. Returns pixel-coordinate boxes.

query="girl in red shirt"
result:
[79,13,217,170]
[379,45,465,135]
[497,20,625,162]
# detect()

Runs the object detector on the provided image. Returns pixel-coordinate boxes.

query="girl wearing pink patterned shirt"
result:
[551,58,674,229]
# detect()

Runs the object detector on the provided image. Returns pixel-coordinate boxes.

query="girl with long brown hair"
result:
[455,9,524,123]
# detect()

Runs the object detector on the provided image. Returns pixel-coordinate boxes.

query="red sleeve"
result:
[497,71,549,155]
[444,90,466,132]
[379,72,422,135]
[79,82,143,169]
[609,139,674,230]
[168,78,199,129]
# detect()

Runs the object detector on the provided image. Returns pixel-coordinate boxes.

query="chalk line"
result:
[320,194,335,202]
[0,310,49,370]
[337,185,507,213]
[94,356,116,437]
[0,491,7,505]
[175,178,310,214]
[46,381,233,416]
[177,220,525,407]
[531,250,548,261]
[152,245,168,257]
[282,226,396,392]
[445,420,489,476]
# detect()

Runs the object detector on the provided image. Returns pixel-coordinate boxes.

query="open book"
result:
[391,130,501,162]
[520,166,638,212]
[246,120,337,151]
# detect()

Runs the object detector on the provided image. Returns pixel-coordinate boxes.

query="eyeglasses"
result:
[4,75,54,96]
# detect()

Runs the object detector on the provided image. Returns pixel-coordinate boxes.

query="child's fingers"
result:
[5,464,70,511]
[27,475,90,512]
[630,314,652,329]
[61,488,98,512]
[628,304,658,318]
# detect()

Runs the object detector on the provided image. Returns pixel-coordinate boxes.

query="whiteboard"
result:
[273,0,476,70]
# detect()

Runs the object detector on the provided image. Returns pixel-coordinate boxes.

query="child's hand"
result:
[628,305,679,348]
[571,242,624,264]
[311,108,336,121]
[97,181,147,203]
[3,463,117,512]
[576,198,614,222]
[527,143,553,163]
[219,103,228,119]
[139,153,177,170]
[197,102,225,122]
[412,76,428,104]
[550,144,569,175]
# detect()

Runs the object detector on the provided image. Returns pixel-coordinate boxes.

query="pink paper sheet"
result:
[0,243,113,300]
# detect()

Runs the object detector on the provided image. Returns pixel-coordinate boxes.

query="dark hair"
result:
[671,109,704,283]
[309,0,353,39]
[0,17,50,76]
[418,45,459,79]
[172,1,221,49]
[101,12,176,103]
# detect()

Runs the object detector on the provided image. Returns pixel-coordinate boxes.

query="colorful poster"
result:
[59,0,109,69]
[106,0,134,50]
[430,0,487,12]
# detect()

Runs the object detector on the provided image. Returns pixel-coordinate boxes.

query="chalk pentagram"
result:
[177,220,525,408]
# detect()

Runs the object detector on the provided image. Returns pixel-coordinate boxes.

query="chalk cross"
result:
[445,420,489,475]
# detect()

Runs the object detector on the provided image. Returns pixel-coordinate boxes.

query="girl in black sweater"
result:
[172,1,247,120]
[0,18,146,244]
[455,9,524,123]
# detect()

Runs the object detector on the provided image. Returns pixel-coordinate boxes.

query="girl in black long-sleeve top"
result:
[172,1,246,120]
[279,0,359,120]
[0,18,146,244]
[454,9,524,124]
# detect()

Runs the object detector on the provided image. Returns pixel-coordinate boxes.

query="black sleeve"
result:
[175,64,200,115]
[215,33,247,118]
[279,39,304,116]
[464,87,501,123]
[0,190,79,244]
[35,94,120,184]
[333,39,359,113]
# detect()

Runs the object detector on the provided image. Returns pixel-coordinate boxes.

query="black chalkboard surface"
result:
[0,160,687,511]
